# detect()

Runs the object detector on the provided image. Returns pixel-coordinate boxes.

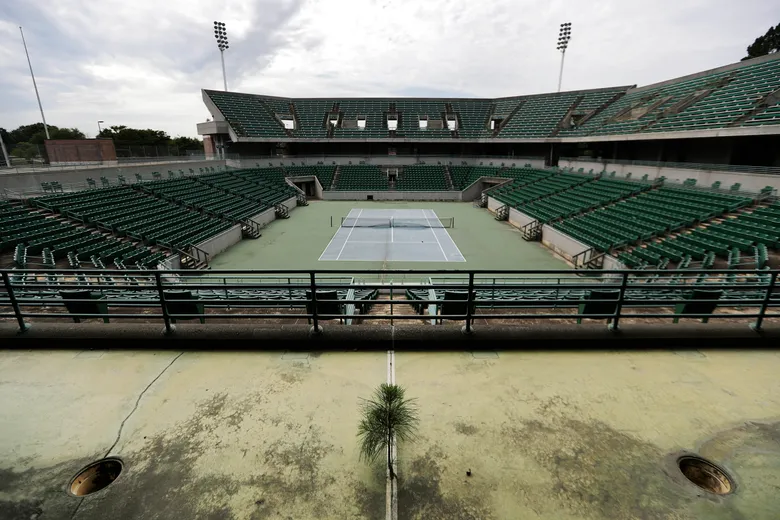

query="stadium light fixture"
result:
[556,22,572,93]
[19,26,50,140]
[214,21,229,91]
[97,120,104,135]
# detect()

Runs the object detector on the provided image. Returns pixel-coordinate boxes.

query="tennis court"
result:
[319,208,466,262]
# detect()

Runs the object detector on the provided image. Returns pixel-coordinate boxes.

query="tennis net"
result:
[340,216,454,229]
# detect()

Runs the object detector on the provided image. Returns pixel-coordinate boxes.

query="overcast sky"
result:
[0,0,777,138]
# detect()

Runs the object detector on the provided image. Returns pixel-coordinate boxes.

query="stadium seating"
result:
[332,100,389,138]
[333,165,389,190]
[395,165,450,190]
[30,185,231,251]
[395,100,451,139]
[1,201,165,268]
[550,182,754,253]
[449,100,492,138]
[492,172,592,208]
[644,201,780,264]
[292,99,333,138]
[145,177,265,221]
[202,55,780,141]
[520,177,650,223]
[566,57,780,136]
[204,90,287,138]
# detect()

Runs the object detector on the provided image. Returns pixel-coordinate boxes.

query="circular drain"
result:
[677,456,733,495]
[68,458,123,496]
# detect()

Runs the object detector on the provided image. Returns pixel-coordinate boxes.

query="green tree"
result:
[10,142,42,161]
[357,384,419,493]
[7,123,84,145]
[743,23,780,60]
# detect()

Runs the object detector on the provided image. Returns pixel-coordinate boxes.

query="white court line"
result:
[318,229,346,261]
[424,209,466,262]
[340,240,433,244]
[422,209,449,261]
[335,208,363,261]
[318,208,356,261]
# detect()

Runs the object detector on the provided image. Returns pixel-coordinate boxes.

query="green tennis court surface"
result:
[319,208,465,262]
[209,201,570,279]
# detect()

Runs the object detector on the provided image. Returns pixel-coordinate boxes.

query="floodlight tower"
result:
[20,26,50,139]
[214,21,229,91]
[556,22,572,93]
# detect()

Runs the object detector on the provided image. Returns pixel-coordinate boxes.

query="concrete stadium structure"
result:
[2,52,780,520]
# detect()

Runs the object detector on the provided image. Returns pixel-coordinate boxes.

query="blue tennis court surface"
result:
[319,208,466,262]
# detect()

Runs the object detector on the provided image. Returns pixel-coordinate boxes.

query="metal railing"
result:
[0,155,239,175]
[1,268,777,335]
[564,158,780,176]
[3,163,237,199]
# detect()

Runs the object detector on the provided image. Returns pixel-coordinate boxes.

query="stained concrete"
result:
[0,349,778,519]
[0,350,386,520]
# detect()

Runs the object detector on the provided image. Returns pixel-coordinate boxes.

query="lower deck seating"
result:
[1,202,166,268]
[396,165,450,190]
[334,165,388,190]
[492,172,592,208]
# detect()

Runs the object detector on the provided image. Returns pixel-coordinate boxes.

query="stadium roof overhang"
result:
[225,124,780,144]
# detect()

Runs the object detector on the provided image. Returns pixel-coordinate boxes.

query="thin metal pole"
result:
[0,131,10,169]
[220,49,228,91]
[465,272,475,333]
[155,272,173,334]
[750,271,777,332]
[610,272,629,331]
[19,27,50,140]
[2,271,28,332]
[309,272,319,332]
[557,50,566,93]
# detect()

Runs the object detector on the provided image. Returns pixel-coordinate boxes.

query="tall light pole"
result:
[19,26,50,140]
[557,22,572,93]
[214,21,229,91]
[0,131,10,168]
[97,120,104,136]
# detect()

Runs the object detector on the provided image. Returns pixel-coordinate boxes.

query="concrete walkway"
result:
[0,345,779,519]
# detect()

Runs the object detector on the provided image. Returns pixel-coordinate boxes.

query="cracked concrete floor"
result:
[1,349,780,519]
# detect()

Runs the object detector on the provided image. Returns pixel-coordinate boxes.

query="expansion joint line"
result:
[103,352,185,458]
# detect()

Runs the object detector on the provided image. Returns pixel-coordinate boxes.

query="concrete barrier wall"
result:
[239,156,545,168]
[508,207,534,229]
[160,254,181,270]
[487,196,502,211]
[321,191,461,201]
[602,254,628,270]
[541,224,590,262]
[195,224,242,258]
[461,177,514,202]
[282,196,299,213]
[250,207,277,227]
[559,159,780,193]
[249,196,298,227]
[1,159,227,194]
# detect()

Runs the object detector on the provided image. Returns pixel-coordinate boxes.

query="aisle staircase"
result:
[522,220,542,241]
[275,203,290,219]
[330,166,341,190]
[443,166,455,190]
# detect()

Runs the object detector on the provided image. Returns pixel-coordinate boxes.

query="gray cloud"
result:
[0,0,777,138]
